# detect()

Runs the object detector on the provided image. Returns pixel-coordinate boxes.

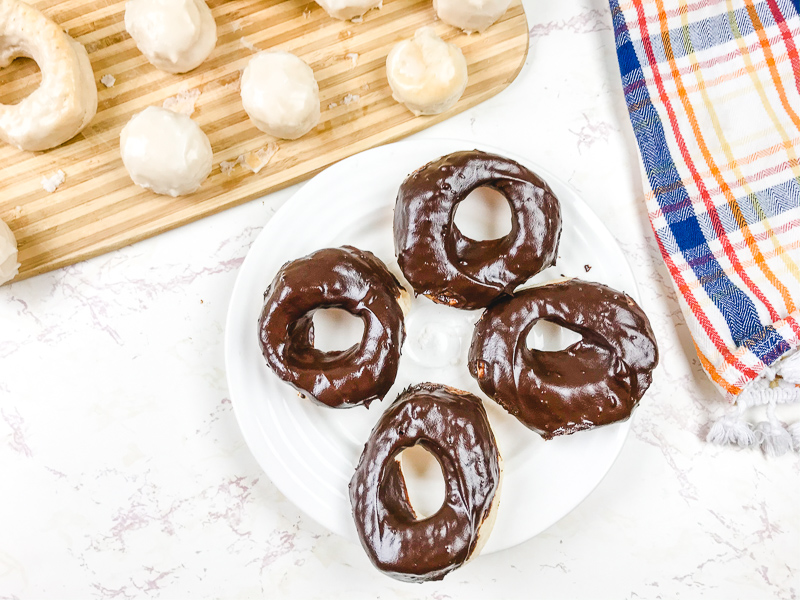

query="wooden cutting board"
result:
[0,0,529,283]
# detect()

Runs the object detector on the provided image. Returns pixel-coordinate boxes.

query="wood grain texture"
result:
[0,0,528,283]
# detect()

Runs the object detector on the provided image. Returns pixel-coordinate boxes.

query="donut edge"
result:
[467,450,503,561]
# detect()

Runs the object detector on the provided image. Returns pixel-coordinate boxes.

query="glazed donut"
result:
[0,217,20,285]
[0,0,97,151]
[258,246,408,409]
[314,0,381,20]
[241,51,320,140]
[468,279,659,439]
[349,383,502,582]
[394,150,562,310]
[386,27,468,116]
[120,106,213,197]
[434,0,512,33]
[124,0,217,74]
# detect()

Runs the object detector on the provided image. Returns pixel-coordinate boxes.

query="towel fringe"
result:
[706,409,756,447]
[789,422,800,452]
[736,386,800,407]
[776,350,800,384]
[754,420,793,457]
[707,399,800,455]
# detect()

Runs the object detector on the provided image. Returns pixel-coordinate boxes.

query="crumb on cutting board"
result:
[100,74,116,88]
[345,52,359,67]
[222,72,242,92]
[240,37,258,52]
[220,143,279,175]
[343,93,360,105]
[162,88,201,116]
[41,170,66,193]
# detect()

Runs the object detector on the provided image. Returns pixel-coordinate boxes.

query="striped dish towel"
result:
[610,0,800,454]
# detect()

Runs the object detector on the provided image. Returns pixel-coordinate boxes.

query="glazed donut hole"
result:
[119,106,213,197]
[452,186,513,241]
[315,0,382,20]
[241,50,321,140]
[0,218,20,285]
[124,0,217,74]
[434,0,513,33]
[386,27,468,116]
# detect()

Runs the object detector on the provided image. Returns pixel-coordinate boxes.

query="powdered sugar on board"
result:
[41,170,66,193]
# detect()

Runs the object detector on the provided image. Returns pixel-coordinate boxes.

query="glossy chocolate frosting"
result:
[349,383,501,582]
[394,150,562,310]
[468,279,658,439]
[258,246,406,408]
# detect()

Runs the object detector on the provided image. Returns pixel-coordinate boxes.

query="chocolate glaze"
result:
[258,246,406,409]
[394,150,562,310]
[349,383,501,583]
[468,279,658,439]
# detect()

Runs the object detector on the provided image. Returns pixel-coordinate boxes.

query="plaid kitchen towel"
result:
[610,0,800,454]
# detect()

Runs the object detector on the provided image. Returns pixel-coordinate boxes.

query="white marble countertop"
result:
[1,1,798,598]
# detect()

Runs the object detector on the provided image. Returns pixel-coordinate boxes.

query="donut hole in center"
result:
[0,56,42,106]
[399,444,446,520]
[311,308,365,353]
[453,186,513,241]
[526,319,583,352]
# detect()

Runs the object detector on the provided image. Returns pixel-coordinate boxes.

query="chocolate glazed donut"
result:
[258,246,408,408]
[349,383,502,583]
[468,279,658,439]
[394,150,562,310]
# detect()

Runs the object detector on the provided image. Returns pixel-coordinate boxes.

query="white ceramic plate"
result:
[225,139,639,554]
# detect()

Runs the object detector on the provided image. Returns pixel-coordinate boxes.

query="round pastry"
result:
[120,106,213,197]
[0,218,20,286]
[314,0,382,20]
[258,246,408,409]
[434,0,512,33]
[394,150,562,310]
[0,0,97,151]
[349,383,502,582]
[468,279,659,439]
[124,0,217,74]
[386,27,468,116]
[241,51,320,140]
